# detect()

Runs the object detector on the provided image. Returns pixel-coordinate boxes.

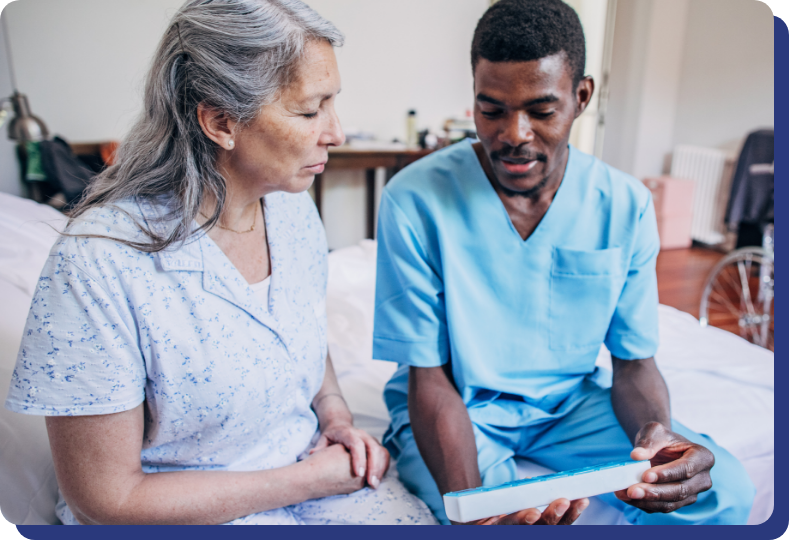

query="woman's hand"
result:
[462,498,589,525]
[309,420,390,489]
[300,444,367,499]
[310,354,389,489]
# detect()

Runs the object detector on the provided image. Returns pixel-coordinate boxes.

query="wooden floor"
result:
[656,246,774,350]
[656,246,724,319]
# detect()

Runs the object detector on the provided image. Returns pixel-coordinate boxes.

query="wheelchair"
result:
[699,158,773,350]
[699,223,773,350]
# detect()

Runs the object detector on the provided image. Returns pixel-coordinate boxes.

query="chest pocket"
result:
[549,247,624,351]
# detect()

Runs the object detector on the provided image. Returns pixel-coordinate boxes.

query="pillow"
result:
[0,192,66,297]
[0,279,59,525]
[0,193,64,525]
[326,240,398,442]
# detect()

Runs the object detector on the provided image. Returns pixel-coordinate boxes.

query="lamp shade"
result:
[8,91,49,142]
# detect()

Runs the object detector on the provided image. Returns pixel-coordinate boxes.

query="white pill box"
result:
[443,459,651,523]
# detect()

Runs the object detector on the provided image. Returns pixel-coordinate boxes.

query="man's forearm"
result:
[408,365,481,495]
[610,357,671,444]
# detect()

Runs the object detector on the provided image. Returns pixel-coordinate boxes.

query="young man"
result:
[372,0,755,526]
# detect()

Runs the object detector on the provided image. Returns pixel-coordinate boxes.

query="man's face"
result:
[473,53,592,195]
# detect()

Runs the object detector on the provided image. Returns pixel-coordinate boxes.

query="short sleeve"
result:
[5,245,146,416]
[372,191,449,367]
[604,194,660,360]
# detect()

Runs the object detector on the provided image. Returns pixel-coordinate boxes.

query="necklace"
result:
[200,200,261,234]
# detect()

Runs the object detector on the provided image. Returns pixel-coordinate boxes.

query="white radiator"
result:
[670,145,736,246]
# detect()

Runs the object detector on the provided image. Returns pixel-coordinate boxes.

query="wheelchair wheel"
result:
[699,247,774,350]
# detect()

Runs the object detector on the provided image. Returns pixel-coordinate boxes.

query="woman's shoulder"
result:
[54,198,162,274]
[65,199,148,239]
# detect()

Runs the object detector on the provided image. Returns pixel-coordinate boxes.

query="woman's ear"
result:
[197,103,238,151]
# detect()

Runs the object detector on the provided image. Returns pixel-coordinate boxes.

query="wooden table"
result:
[315,147,433,238]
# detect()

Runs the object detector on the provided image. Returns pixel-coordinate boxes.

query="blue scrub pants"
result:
[386,378,755,525]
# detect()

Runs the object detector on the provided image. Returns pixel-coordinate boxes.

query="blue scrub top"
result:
[373,140,660,433]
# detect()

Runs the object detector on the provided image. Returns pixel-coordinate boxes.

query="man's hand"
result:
[463,498,589,525]
[309,421,390,489]
[614,422,714,513]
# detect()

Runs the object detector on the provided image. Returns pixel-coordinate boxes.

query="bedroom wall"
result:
[0,0,489,248]
[672,0,774,153]
[0,21,21,196]
[603,0,691,180]
[603,0,774,179]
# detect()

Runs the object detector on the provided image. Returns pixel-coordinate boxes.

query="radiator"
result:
[670,145,736,246]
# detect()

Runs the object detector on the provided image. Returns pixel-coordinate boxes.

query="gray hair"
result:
[68,0,343,252]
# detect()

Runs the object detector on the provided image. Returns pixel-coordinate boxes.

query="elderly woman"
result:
[4,0,436,526]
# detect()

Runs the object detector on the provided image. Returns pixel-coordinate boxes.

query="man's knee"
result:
[706,445,756,524]
[634,422,757,525]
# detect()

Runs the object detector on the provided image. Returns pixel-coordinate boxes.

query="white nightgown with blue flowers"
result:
[4,192,436,525]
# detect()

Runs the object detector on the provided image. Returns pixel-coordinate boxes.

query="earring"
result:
[227,140,235,149]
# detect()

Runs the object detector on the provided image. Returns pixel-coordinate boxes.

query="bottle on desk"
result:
[406,110,418,148]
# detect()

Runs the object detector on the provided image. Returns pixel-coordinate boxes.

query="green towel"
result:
[24,140,47,181]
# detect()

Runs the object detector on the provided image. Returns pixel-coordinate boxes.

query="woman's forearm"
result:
[312,353,353,428]
[47,407,355,526]
[79,461,316,525]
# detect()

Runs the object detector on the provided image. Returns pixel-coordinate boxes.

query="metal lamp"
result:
[7,91,49,142]
[1,15,49,145]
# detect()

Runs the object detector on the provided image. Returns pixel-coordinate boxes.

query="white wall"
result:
[305,0,490,249]
[673,0,774,152]
[3,0,184,142]
[2,0,487,144]
[603,0,774,179]
[603,0,691,178]
[1,0,490,247]
[0,19,21,196]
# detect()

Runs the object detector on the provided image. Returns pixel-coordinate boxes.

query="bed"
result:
[0,193,774,526]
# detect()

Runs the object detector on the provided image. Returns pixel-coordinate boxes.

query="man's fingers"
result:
[631,422,672,461]
[631,446,659,461]
[614,488,632,502]
[623,495,699,514]
[626,473,712,502]
[533,499,571,525]
[492,509,540,525]
[643,446,715,483]
[557,498,589,525]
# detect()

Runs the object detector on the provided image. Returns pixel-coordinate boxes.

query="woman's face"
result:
[223,39,345,196]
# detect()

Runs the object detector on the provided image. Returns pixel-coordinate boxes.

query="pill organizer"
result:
[443,459,651,523]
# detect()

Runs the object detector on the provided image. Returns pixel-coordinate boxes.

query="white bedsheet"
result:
[327,240,774,525]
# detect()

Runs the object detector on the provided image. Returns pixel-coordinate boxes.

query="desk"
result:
[316,147,432,238]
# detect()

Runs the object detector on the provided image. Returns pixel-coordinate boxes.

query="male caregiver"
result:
[372,0,755,526]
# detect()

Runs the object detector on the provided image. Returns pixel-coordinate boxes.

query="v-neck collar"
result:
[137,195,285,335]
[467,140,576,248]
[197,196,287,329]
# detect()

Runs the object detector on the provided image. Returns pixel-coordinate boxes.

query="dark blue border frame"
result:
[11,13,787,540]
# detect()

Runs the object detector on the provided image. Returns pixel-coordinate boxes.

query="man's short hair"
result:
[471,0,586,88]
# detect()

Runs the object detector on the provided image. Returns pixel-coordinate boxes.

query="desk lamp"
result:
[1,13,49,143]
